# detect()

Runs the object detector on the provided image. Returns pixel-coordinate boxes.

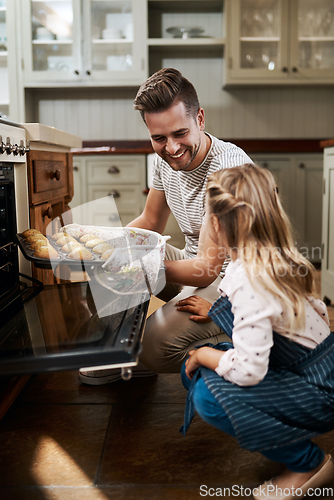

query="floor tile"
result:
[21,372,186,406]
[0,404,111,487]
[0,485,228,500]
[98,403,281,488]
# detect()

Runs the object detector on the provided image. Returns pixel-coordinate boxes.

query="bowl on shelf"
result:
[35,27,56,41]
[102,28,122,40]
[166,26,205,39]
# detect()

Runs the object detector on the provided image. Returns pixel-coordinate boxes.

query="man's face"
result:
[144,101,206,172]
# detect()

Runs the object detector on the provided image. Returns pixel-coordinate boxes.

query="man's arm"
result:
[126,187,171,234]
[165,221,226,287]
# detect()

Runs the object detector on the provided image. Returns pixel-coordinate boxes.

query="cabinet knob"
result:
[108,165,120,174]
[299,163,305,169]
[73,165,79,172]
[262,162,269,168]
[108,190,120,198]
[108,214,120,222]
[51,169,61,181]
[43,206,53,219]
[86,70,91,76]
[292,67,298,73]
[74,70,79,75]
[282,67,288,73]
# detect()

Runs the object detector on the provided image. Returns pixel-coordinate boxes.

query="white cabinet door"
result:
[22,0,82,84]
[82,0,147,85]
[21,0,147,87]
[254,154,323,263]
[321,147,334,302]
[225,0,334,86]
[253,155,293,215]
[293,155,323,261]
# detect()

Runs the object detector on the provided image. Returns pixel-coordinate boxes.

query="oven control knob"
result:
[12,144,19,156]
[18,140,25,156]
[0,135,5,154]
[5,137,13,155]
[24,140,31,154]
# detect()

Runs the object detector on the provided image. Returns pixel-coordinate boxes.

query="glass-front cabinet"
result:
[21,0,147,86]
[0,0,9,116]
[225,0,334,86]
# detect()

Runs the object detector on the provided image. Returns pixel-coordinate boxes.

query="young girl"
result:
[177,164,334,500]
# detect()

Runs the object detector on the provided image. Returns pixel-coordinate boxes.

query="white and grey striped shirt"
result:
[152,133,253,273]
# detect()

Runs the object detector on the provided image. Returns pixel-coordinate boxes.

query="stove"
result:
[0,119,150,379]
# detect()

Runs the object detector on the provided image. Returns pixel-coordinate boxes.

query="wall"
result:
[31,57,334,141]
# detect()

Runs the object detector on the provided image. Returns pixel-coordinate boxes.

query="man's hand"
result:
[176,295,212,323]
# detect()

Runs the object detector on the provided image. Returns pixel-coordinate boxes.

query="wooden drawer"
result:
[27,151,72,206]
[86,155,144,184]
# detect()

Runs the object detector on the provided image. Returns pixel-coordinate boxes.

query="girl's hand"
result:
[185,349,201,379]
[176,295,212,323]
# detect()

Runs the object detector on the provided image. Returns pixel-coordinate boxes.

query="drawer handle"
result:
[108,190,120,198]
[43,207,54,219]
[51,169,61,181]
[109,214,120,222]
[108,166,120,174]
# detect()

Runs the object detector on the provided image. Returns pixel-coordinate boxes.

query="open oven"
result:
[0,118,154,380]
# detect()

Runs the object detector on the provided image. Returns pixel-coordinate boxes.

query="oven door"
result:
[0,280,150,376]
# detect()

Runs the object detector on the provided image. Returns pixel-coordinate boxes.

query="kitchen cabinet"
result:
[254,153,323,262]
[147,0,225,74]
[321,145,334,303]
[71,154,147,227]
[0,0,21,120]
[225,0,334,86]
[72,153,186,248]
[21,0,147,87]
[24,123,82,284]
[27,149,74,284]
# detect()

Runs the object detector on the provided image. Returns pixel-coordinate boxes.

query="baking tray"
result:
[16,233,106,270]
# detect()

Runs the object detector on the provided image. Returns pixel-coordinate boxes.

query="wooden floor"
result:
[0,275,334,499]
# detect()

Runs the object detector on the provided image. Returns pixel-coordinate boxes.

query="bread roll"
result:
[55,236,76,247]
[34,245,60,259]
[61,241,83,253]
[79,234,98,243]
[30,239,51,251]
[92,242,113,254]
[51,231,70,241]
[85,238,104,248]
[68,247,93,260]
[22,229,40,238]
[101,248,116,260]
[26,233,48,243]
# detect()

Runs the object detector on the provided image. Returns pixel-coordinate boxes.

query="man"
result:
[79,68,252,384]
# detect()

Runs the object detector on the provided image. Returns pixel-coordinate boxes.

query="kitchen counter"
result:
[23,123,82,151]
[320,139,334,149]
[72,138,325,155]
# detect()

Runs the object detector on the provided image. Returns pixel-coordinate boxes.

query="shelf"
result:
[148,37,225,46]
[92,39,133,44]
[240,37,280,42]
[299,37,334,42]
[32,39,73,45]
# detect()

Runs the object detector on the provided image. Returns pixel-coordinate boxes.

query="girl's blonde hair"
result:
[206,163,316,331]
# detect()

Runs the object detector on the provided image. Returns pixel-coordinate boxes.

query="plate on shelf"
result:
[166,26,205,39]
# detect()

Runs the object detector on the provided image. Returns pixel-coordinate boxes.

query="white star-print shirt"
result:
[215,259,331,386]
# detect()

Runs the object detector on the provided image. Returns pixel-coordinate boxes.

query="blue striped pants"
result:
[181,362,324,472]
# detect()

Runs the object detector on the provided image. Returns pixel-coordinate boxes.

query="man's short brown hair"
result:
[134,68,200,122]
